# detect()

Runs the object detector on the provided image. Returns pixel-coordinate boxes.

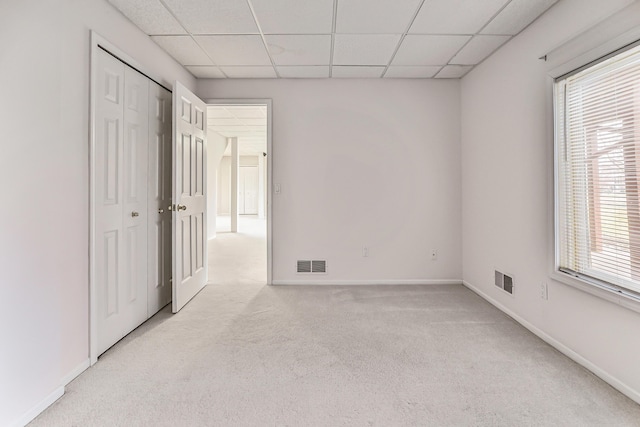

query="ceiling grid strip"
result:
[157,0,229,78]
[381,0,428,78]
[329,0,339,77]
[246,0,281,78]
[434,0,514,78]
[109,0,561,79]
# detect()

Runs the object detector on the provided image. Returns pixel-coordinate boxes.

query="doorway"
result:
[205,101,272,286]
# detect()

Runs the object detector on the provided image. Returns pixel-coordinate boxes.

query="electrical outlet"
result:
[541,282,548,300]
[431,249,438,261]
[362,246,369,257]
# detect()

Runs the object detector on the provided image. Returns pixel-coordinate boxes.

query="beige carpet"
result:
[31,217,640,426]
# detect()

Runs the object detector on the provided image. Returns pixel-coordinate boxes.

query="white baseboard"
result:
[62,358,90,386]
[10,386,64,427]
[9,358,90,427]
[272,279,463,286]
[462,280,640,405]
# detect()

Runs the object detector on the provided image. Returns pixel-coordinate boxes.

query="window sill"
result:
[550,269,640,315]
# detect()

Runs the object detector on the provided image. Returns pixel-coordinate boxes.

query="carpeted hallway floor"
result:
[30,217,640,426]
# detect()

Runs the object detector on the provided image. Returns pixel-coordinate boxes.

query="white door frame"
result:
[89,31,173,365]
[204,99,273,286]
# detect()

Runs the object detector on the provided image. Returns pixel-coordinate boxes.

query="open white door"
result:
[172,82,208,313]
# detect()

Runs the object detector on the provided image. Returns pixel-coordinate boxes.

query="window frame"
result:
[551,40,640,312]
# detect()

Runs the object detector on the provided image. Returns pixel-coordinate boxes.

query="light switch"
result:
[275,183,281,194]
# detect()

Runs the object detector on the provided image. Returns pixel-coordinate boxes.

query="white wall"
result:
[217,155,259,216]
[461,0,640,402]
[207,131,228,240]
[258,153,267,219]
[10,0,637,423]
[0,0,195,425]
[218,157,232,215]
[197,79,462,284]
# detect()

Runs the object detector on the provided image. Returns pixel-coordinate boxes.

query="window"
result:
[555,42,640,299]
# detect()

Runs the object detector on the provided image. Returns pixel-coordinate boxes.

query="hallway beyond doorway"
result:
[208,215,267,286]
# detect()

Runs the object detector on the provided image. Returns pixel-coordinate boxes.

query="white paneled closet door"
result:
[148,82,172,316]
[95,48,149,355]
[95,50,126,355]
[123,66,149,331]
[239,166,259,215]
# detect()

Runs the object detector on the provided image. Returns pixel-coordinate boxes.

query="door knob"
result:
[178,205,187,211]
[131,211,139,217]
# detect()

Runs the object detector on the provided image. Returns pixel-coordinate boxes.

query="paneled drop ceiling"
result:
[208,105,267,155]
[109,0,558,79]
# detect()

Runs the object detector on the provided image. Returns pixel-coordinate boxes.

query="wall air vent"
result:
[297,260,327,274]
[503,274,514,294]
[495,270,504,289]
[297,260,312,273]
[494,269,514,294]
[311,260,326,273]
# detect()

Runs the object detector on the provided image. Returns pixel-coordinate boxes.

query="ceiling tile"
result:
[208,129,227,139]
[265,35,331,66]
[161,0,258,34]
[481,0,558,35]
[108,0,186,35]
[213,126,265,132]
[217,131,239,137]
[186,66,226,78]
[336,0,423,33]
[237,137,267,141]
[449,35,510,65]
[216,131,265,136]
[277,66,330,78]
[195,35,272,66]
[410,0,509,34]
[230,106,268,118]
[333,34,401,66]
[208,118,243,126]
[239,118,268,125]
[250,0,334,34]
[435,65,473,78]
[219,66,277,78]
[331,66,385,78]
[392,35,470,66]
[207,109,235,119]
[384,66,441,78]
[151,36,213,65]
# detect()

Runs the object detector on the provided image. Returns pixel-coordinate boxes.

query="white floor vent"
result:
[494,270,514,294]
[297,260,327,274]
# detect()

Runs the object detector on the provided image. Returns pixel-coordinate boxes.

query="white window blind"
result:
[555,42,640,297]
